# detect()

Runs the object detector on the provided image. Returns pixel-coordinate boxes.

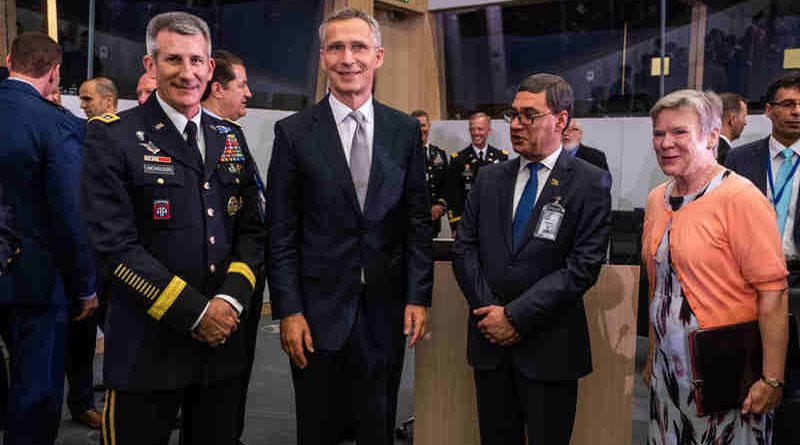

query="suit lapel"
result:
[142,96,202,174]
[514,151,573,254]
[750,138,769,194]
[501,158,520,253]
[365,102,396,216]
[201,113,226,180]
[313,98,362,216]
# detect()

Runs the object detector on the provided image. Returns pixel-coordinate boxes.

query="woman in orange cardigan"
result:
[642,89,788,445]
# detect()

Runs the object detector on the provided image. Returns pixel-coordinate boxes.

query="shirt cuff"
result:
[80,292,97,301]
[214,294,244,315]
[191,302,210,331]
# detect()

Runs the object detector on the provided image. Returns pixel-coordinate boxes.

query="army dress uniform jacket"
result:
[445,145,508,228]
[81,95,266,392]
[425,144,448,209]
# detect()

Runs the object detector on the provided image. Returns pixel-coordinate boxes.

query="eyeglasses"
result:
[502,109,552,125]
[768,100,800,111]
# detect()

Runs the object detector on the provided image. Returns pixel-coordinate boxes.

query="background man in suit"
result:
[267,8,433,445]
[82,12,265,444]
[725,72,800,445]
[452,73,612,445]
[726,74,800,284]
[562,118,609,171]
[78,77,118,119]
[446,112,508,232]
[411,109,449,237]
[201,49,264,445]
[717,92,748,165]
[0,33,98,445]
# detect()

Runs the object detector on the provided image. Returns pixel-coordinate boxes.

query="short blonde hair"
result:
[650,89,722,136]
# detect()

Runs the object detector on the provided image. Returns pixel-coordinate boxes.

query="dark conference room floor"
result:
[41,319,650,445]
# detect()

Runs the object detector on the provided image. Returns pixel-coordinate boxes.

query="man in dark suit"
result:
[267,8,433,445]
[562,118,609,171]
[81,12,265,444]
[725,74,800,283]
[0,33,98,445]
[446,112,508,232]
[725,73,800,445]
[716,92,748,165]
[412,109,449,237]
[452,73,612,445]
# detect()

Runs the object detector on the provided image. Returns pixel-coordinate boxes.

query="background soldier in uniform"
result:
[81,12,265,445]
[412,109,448,238]
[446,112,508,232]
[201,48,264,445]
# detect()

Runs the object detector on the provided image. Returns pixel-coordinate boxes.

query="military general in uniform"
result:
[446,112,508,232]
[412,109,448,237]
[81,12,266,445]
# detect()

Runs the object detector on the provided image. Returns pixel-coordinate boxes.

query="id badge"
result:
[534,197,565,241]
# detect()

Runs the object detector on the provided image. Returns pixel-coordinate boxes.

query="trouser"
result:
[290,301,405,445]
[101,375,243,445]
[473,363,578,445]
[0,303,69,445]
[234,273,265,441]
[66,309,98,416]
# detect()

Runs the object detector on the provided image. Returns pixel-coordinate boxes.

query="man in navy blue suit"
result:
[267,8,433,445]
[725,74,800,284]
[452,73,612,445]
[0,33,97,445]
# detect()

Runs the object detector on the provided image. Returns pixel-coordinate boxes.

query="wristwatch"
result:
[761,377,785,388]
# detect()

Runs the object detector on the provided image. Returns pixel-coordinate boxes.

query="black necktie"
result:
[185,121,202,165]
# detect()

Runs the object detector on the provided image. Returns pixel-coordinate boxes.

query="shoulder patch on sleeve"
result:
[88,113,120,124]
[223,118,242,129]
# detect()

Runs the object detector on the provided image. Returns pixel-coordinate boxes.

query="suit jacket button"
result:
[209,263,216,273]
[156,178,165,185]
[208,236,216,245]
[207,208,215,217]
[203,182,211,190]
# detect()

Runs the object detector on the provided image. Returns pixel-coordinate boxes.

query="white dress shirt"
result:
[513,147,562,219]
[156,92,206,161]
[472,145,487,160]
[329,93,374,166]
[329,93,374,284]
[767,136,800,258]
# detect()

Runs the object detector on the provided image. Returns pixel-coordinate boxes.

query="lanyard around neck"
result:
[767,151,800,206]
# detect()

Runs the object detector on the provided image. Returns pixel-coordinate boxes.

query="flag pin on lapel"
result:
[550,178,560,186]
[154,122,165,130]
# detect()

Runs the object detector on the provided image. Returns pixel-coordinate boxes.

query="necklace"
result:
[673,163,719,197]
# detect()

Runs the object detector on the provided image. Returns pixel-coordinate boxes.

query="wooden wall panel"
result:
[0,0,17,65]
[317,0,442,117]
[375,7,442,117]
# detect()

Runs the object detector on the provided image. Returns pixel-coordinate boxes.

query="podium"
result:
[414,262,640,445]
